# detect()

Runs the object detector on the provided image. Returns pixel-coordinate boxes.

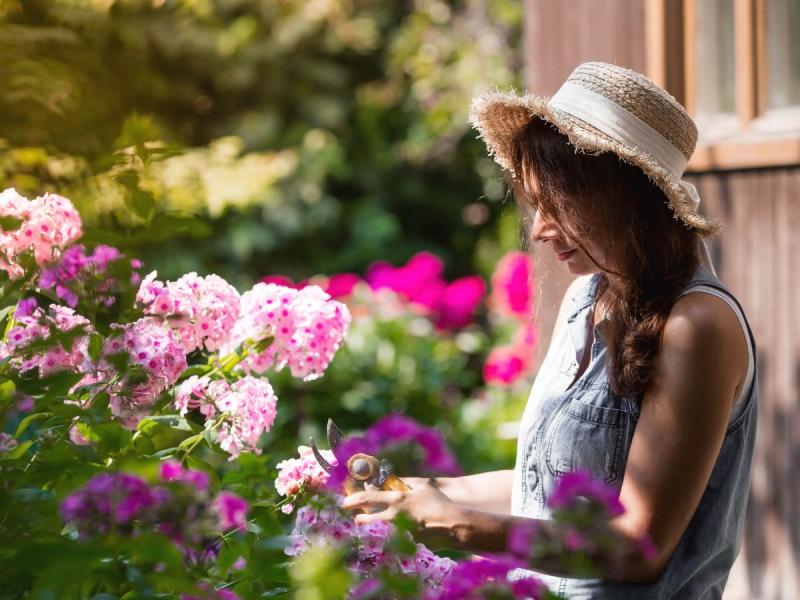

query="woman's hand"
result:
[341,477,462,545]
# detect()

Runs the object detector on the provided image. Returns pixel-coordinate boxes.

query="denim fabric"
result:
[510,263,758,599]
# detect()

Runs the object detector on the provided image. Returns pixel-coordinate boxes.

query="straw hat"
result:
[469,61,720,236]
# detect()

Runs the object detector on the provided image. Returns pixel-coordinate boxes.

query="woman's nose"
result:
[530,210,560,243]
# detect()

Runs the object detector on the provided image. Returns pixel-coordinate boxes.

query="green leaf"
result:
[15,412,52,437]
[0,215,23,230]
[87,334,105,364]
[3,439,33,460]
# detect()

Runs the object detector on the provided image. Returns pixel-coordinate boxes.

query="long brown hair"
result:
[510,117,701,397]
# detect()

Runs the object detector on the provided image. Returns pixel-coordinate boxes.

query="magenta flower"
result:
[213,492,249,531]
[490,251,535,320]
[60,473,166,536]
[366,252,486,330]
[483,324,538,387]
[547,470,625,518]
[426,556,547,600]
[483,345,528,386]
[434,276,486,330]
[321,273,361,299]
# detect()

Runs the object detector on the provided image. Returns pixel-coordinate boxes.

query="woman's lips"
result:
[556,249,577,261]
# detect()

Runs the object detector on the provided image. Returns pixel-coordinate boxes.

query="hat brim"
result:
[469,90,720,236]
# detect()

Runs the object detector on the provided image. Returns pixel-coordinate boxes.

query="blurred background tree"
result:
[0,0,531,475]
[0,0,523,289]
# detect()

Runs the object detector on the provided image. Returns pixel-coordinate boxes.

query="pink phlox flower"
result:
[213,376,278,460]
[103,317,188,428]
[0,188,83,279]
[275,445,337,502]
[226,283,351,382]
[2,303,92,377]
[547,470,625,518]
[136,271,241,353]
[38,244,124,308]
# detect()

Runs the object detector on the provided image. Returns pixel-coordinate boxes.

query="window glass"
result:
[694,0,736,118]
[766,0,800,110]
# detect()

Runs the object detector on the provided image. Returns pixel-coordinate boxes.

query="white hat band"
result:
[548,81,689,180]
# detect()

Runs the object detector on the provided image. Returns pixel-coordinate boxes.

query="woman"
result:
[343,62,758,598]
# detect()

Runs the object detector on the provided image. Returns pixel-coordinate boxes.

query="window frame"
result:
[645,0,800,171]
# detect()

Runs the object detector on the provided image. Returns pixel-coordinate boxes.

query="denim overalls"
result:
[511,263,758,599]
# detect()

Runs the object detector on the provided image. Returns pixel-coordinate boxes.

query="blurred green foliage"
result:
[0,0,523,290]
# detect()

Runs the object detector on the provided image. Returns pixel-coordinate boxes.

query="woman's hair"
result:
[510,117,701,397]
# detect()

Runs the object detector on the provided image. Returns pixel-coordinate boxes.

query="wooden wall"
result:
[522,1,800,598]
[689,168,800,599]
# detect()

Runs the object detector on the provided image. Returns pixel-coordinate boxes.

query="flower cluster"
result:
[137,271,241,353]
[60,472,168,537]
[103,317,188,428]
[286,498,454,589]
[1,301,91,377]
[61,464,249,555]
[484,251,538,386]
[325,415,461,493]
[365,252,486,331]
[506,471,657,576]
[174,375,278,459]
[225,283,351,381]
[426,557,547,600]
[38,244,139,308]
[361,414,461,476]
[275,445,337,513]
[0,188,82,279]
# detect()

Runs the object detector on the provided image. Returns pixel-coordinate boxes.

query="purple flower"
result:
[547,470,625,518]
[363,414,462,476]
[60,473,166,535]
[38,244,127,308]
[14,297,37,318]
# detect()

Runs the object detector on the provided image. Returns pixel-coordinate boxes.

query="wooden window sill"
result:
[687,111,800,171]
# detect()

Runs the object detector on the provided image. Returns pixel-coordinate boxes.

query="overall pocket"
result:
[544,390,626,484]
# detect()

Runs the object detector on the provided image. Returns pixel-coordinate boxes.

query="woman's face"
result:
[529,208,606,276]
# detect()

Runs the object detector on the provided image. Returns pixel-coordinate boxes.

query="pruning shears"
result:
[310,418,410,496]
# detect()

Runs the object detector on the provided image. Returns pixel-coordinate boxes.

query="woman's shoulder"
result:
[660,291,750,400]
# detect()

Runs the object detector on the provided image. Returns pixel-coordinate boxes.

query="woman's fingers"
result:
[354,507,397,525]
[342,490,404,511]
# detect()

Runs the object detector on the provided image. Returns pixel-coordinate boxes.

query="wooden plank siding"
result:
[521,1,800,597]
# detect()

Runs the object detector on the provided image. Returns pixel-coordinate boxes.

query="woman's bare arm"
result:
[402,470,515,514]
